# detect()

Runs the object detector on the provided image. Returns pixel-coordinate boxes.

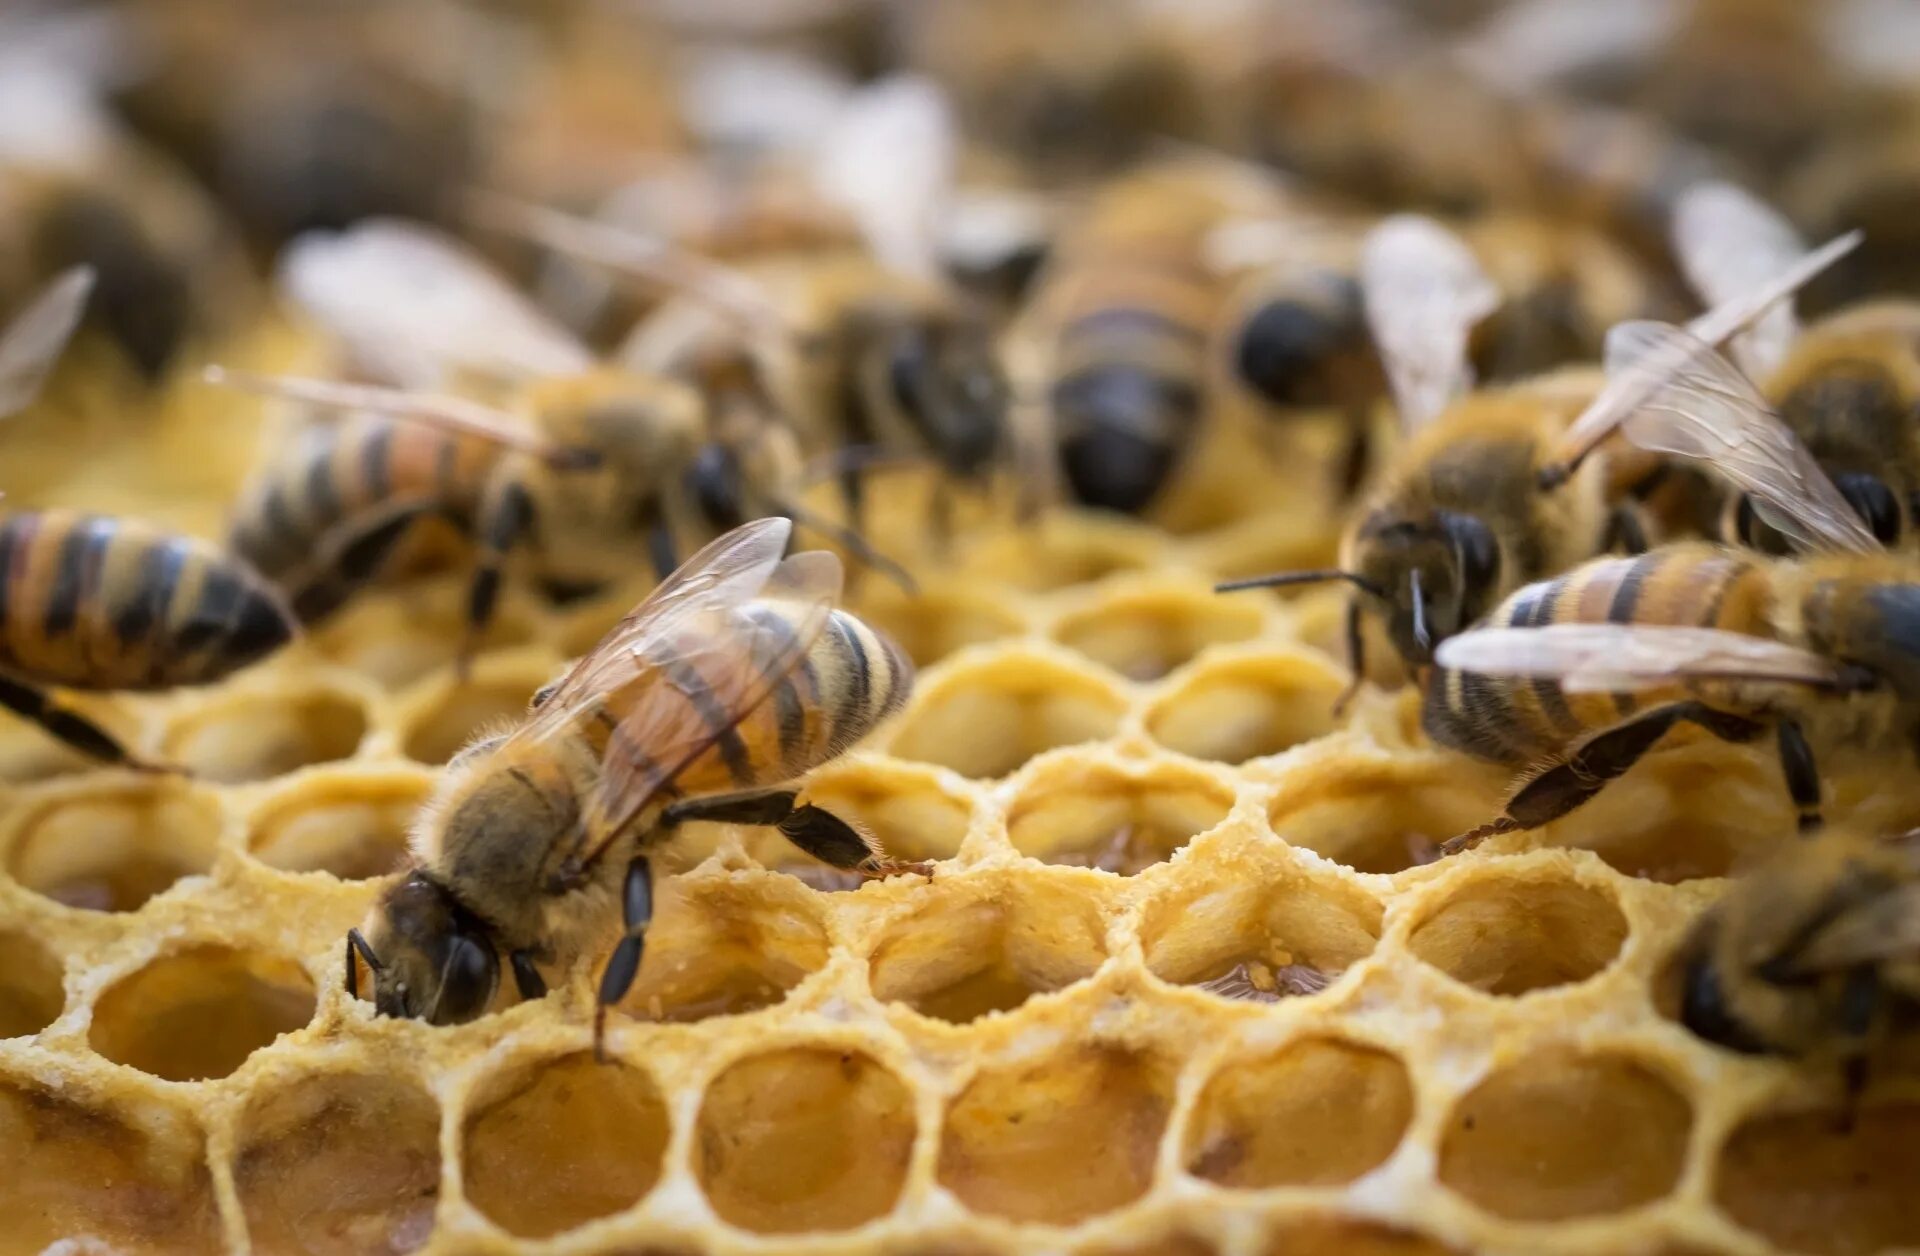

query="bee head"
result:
[1232,277,1370,410]
[1353,510,1501,664]
[1804,580,1920,702]
[355,871,499,1025]
[881,315,1008,480]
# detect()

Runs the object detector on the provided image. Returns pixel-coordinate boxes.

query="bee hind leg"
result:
[594,855,652,1063]
[1442,702,1766,856]
[1776,718,1823,833]
[662,789,929,878]
[0,674,168,771]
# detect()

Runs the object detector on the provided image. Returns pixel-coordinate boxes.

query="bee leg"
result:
[1335,418,1371,500]
[1776,719,1824,833]
[661,788,802,828]
[1443,702,1764,855]
[1838,965,1879,1133]
[594,856,652,1063]
[647,519,678,582]
[1333,597,1364,715]
[288,501,436,623]
[778,803,930,879]
[1603,505,1650,555]
[0,674,158,770]
[459,479,534,680]
[510,949,547,1001]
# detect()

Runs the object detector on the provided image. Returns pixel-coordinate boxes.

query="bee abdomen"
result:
[0,512,294,691]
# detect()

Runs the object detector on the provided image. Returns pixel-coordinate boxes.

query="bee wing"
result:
[1546,229,1859,478]
[278,219,593,388]
[1435,623,1846,693]
[1606,321,1884,556]
[1360,214,1500,432]
[511,519,841,840]
[1774,882,1920,976]
[1673,182,1807,379]
[0,266,92,419]
[812,75,956,281]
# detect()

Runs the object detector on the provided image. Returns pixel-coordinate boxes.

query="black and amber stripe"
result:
[1045,247,1221,514]
[1422,544,1771,766]
[0,511,294,691]
[230,416,505,619]
[577,599,912,809]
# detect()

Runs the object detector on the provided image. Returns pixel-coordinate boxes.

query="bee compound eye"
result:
[432,935,499,1026]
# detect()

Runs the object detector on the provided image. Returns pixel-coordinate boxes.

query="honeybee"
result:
[217,221,906,661]
[499,79,1011,539]
[344,519,919,1052]
[1676,827,1919,1097]
[1430,331,1920,849]
[1670,183,1920,551]
[0,265,91,420]
[1217,215,1643,688]
[1009,152,1301,514]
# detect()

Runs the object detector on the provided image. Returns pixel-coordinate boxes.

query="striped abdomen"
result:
[230,416,504,619]
[1422,545,1773,765]
[0,511,294,691]
[1045,246,1218,513]
[581,601,912,816]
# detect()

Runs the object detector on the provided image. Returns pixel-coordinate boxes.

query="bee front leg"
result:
[1334,597,1365,716]
[461,477,534,680]
[0,674,167,771]
[1776,719,1823,833]
[594,855,652,1063]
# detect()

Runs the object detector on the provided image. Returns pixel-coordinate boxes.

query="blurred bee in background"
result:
[1009,152,1292,515]
[1676,826,1920,1102]
[502,78,1012,541]
[1670,182,1920,552]
[0,270,294,766]
[1431,333,1920,849]
[0,21,251,383]
[345,519,919,1052]
[215,220,706,649]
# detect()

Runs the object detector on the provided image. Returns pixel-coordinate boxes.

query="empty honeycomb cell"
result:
[399,666,544,765]
[1145,653,1345,765]
[233,1069,440,1256]
[89,945,316,1081]
[160,686,369,782]
[462,1052,670,1239]
[868,876,1107,1022]
[1406,873,1628,996]
[853,581,1029,667]
[1266,761,1501,873]
[888,653,1127,779]
[0,932,63,1037]
[1256,1218,1466,1256]
[1438,1049,1693,1220]
[1006,757,1234,873]
[1141,864,1381,997]
[4,778,223,912]
[937,1046,1173,1225]
[616,878,829,1023]
[246,770,429,880]
[0,1080,220,1254]
[1713,1102,1920,1256]
[696,1047,916,1234]
[1183,1037,1414,1188]
[311,579,541,687]
[1051,584,1263,681]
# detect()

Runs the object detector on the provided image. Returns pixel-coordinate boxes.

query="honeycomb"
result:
[4,361,1918,1256]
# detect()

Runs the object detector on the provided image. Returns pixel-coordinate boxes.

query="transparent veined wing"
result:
[509,519,843,843]
[1360,214,1499,432]
[278,218,592,388]
[1605,321,1882,555]
[1673,181,1807,380]
[0,266,92,419]
[1435,622,1845,692]
[1783,883,1920,975]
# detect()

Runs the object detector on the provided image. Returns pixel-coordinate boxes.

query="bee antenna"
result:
[1215,569,1388,599]
[1409,568,1431,650]
[345,928,383,999]
[776,499,920,596]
